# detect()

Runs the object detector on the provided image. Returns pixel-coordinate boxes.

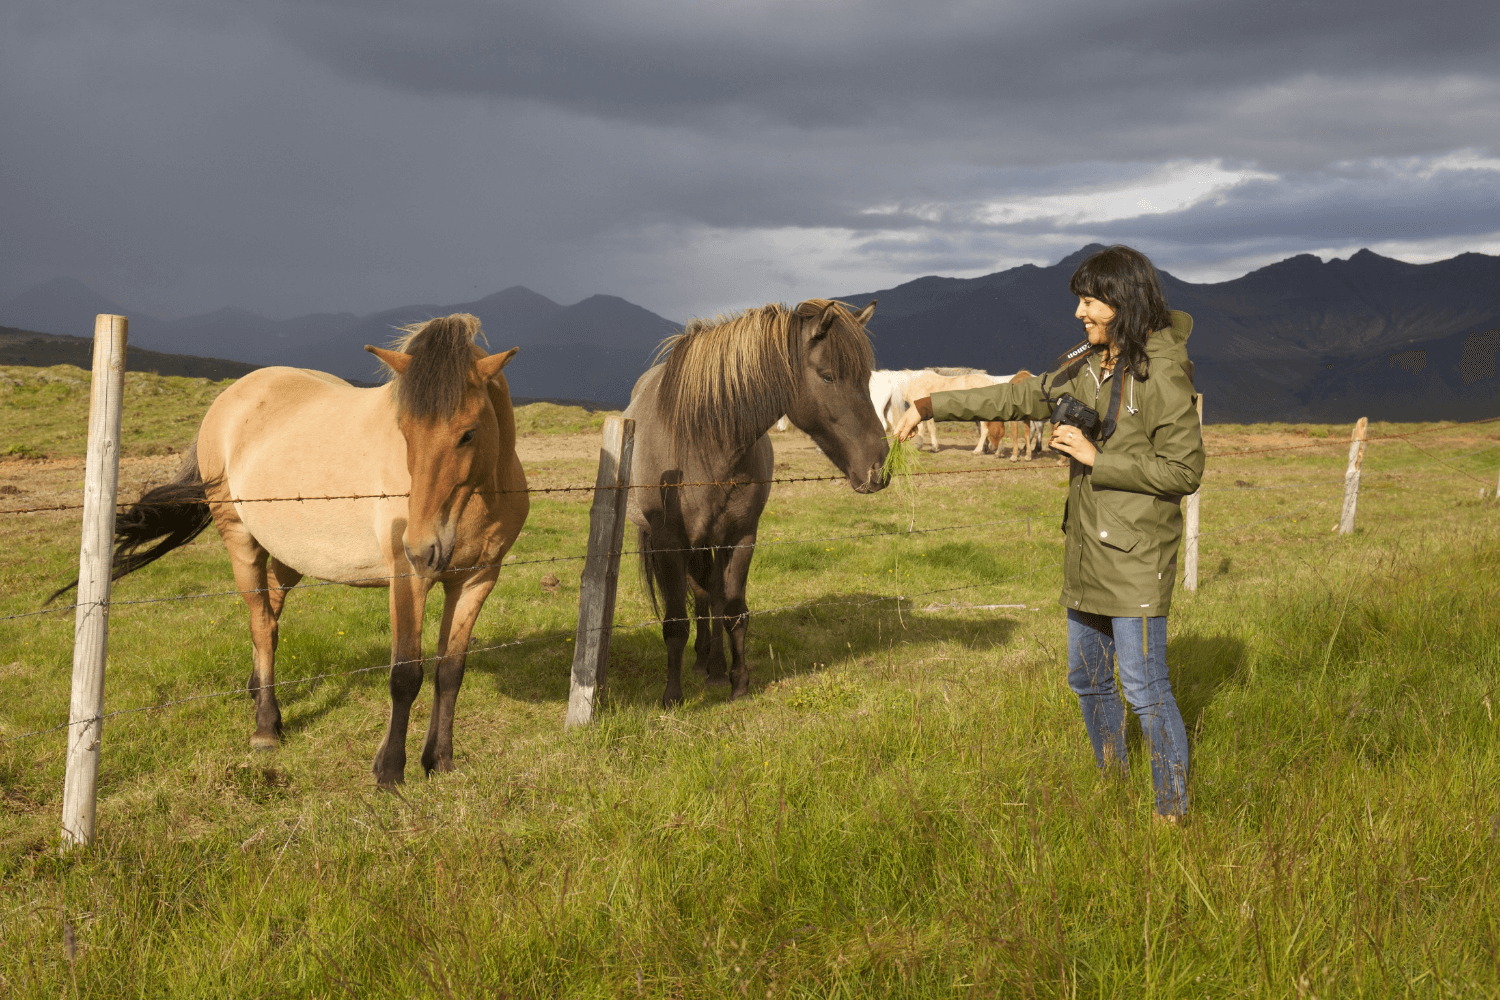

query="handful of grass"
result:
[883,436,921,530]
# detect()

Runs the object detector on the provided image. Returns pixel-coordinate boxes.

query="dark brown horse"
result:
[624,299,889,706]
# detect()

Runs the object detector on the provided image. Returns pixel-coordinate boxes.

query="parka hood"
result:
[1145,310,1193,366]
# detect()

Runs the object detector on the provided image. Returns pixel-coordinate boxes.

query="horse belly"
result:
[236,497,394,584]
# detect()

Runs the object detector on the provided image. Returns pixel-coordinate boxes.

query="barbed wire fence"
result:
[4,430,1496,745]
[2,324,1498,847]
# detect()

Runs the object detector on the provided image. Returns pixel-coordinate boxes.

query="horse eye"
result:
[819,371,834,383]
[458,429,476,445]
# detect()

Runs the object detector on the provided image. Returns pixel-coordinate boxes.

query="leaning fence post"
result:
[60,314,128,850]
[1183,393,1205,592]
[1339,417,1369,535]
[566,417,635,728]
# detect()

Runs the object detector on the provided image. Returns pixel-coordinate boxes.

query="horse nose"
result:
[404,540,448,575]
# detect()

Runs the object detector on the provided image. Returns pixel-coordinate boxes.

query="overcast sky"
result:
[3,0,1498,323]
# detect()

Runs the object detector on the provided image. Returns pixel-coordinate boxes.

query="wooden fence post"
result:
[566,417,635,728]
[1339,417,1369,536]
[1183,393,1205,592]
[60,315,128,850]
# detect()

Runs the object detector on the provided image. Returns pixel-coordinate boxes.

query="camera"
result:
[1049,394,1103,442]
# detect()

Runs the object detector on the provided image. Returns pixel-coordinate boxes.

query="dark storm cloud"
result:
[1,0,1497,321]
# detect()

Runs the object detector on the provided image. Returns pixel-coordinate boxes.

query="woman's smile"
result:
[1076,295,1117,346]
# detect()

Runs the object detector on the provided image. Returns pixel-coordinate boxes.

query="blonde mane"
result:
[381,313,489,419]
[654,300,875,454]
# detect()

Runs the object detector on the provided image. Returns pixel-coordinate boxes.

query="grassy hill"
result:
[0,328,262,381]
[0,364,619,461]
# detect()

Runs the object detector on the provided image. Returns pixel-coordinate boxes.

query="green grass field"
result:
[2,365,1499,997]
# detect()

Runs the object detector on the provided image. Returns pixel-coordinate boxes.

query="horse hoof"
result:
[249,732,280,751]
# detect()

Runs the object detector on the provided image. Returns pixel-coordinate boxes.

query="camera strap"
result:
[1099,369,1123,445]
[1041,339,1095,405]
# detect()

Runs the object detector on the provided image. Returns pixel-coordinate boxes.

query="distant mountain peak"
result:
[473,285,560,309]
[1053,243,1111,269]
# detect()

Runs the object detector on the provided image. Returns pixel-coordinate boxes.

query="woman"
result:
[893,245,1204,823]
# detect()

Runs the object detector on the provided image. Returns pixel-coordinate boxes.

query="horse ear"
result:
[854,300,877,326]
[365,345,411,374]
[476,347,519,380]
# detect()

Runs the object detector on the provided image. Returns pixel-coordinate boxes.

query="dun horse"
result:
[626,299,889,706]
[52,315,529,788]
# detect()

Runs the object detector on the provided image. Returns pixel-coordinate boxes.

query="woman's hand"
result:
[1051,424,1097,466]
[892,405,925,442]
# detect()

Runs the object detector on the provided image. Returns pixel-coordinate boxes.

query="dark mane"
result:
[653,300,873,454]
[384,313,487,419]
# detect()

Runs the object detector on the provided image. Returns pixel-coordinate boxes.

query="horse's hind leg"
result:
[216,519,284,749]
[421,570,498,776]
[720,535,757,700]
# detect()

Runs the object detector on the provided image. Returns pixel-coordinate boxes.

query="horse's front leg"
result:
[971,422,987,455]
[689,551,727,684]
[421,570,498,776]
[720,534,757,700]
[653,548,691,708]
[373,572,431,788]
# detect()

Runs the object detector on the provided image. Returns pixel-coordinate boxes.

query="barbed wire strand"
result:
[5,414,1497,516]
[5,446,1497,624]
[0,559,1063,746]
[0,515,1054,624]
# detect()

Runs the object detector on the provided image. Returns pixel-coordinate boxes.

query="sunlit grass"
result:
[1,394,1498,996]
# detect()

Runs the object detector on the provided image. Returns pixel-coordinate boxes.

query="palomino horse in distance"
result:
[626,299,889,706]
[980,370,1051,461]
[54,315,529,788]
[895,368,1014,452]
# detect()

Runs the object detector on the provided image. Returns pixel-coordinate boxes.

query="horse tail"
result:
[46,440,221,605]
[637,525,661,619]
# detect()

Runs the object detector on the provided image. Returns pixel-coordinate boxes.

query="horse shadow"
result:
[276,640,393,736]
[480,593,1024,713]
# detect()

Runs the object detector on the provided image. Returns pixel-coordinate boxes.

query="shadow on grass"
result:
[478,593,1024,713]
[1168,632,1247,744]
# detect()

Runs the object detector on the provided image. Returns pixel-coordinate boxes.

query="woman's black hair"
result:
[1068,245,1171,381]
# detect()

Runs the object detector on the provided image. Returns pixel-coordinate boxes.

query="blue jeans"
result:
[1066,610,1189,816]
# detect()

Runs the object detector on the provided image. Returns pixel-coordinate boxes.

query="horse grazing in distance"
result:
[868,369,926,432]
[626,299,889,706]
[981,370,1050,461]
[52,315,529,788]
[897,368,1012,452]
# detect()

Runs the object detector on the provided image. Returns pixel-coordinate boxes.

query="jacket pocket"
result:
[1094,502,1141,553]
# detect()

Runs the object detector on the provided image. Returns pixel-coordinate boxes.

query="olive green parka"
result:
[930,310,1205,617]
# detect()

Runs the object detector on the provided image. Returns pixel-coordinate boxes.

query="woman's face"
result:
[1075,295,1117,347]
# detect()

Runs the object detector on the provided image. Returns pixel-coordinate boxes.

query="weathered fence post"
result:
[1339,417,1369,535]
[1183,393,1205,592]
[566,417,635,728]
[60,314,128,850]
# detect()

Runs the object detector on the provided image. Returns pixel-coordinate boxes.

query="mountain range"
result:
[3,246,1497,421]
